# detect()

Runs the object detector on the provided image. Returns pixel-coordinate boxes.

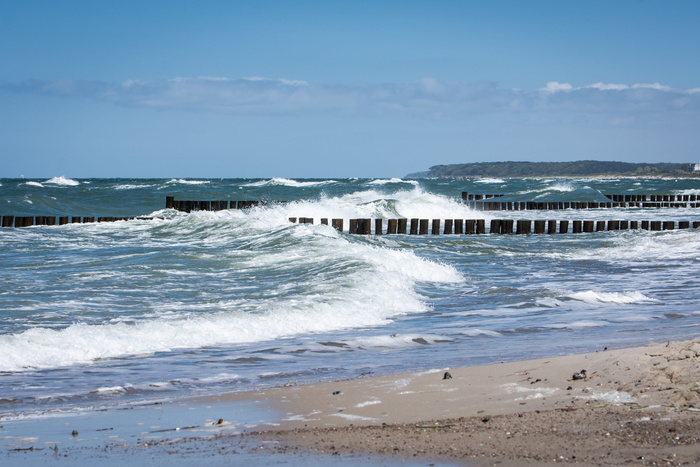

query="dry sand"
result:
[223,338,700,465]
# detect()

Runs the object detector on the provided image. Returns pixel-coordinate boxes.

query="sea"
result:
[1,176,700,446]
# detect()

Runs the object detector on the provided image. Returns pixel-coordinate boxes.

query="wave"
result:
[475,178,505,184]
[43,176,80,186]
[24,181,43,187]
[367,178,418,186]
[244,178,338,188]
[567,290,658,305]
[0,215,462,372]
[166,179,210,185]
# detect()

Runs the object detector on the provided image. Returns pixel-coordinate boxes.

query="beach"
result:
[2,177,700,465]
[7,338,698,466]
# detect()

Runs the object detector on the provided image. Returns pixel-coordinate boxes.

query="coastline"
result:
[227,338,700,465]
[4,338,699,465]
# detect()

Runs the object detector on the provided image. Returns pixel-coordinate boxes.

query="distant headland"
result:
[406,161,700,179]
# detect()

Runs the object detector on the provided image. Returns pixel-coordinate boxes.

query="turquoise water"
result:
[1,176,699,422]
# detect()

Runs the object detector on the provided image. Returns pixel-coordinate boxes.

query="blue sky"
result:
[1,0,699,178]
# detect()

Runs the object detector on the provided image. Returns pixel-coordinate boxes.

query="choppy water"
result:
[1,176,700,420]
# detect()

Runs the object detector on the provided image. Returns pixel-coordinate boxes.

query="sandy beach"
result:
[229,338,700,465]
[4,338,699,466]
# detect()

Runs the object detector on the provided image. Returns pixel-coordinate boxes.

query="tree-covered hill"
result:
[407,161,697,178]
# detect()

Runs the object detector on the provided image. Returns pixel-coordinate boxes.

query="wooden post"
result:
[547,220,557,234]
[2,216,14,227]
[454,219,463,234]
[516,220,530,234]
[490,219,502,234]
[444,219,453,234]
[465,219,475,234]
[289,217,298,223]
[596,221,605,232]
[410,218,419,235]
[349,219,358,234]
[476,219,486,234]
[533,220,545,234]
[387,219,398,234]
[431,219,440,235]
[559,220,569,234]
[679,221,690,229]
[397,218,407,234]
[607,220,620,231]
[332,219,343,232]
[59,216,69,225]
[321,218,328,225]
[375,218,383,235]
[650,221,662,231]
[663,221,675,230]
[503,219,514,234]
[583,221,594,232]
[166,196,174,209]
[419,219,429,235]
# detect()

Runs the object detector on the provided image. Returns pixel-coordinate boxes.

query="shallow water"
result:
[1,176,699,425]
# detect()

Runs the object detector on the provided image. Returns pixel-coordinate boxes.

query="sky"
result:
[1,0,699,178]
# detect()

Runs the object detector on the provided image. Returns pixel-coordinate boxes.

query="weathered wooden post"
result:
[410,218,419,235]
[419,219,429,235]
[375,219,383,235]
[476,219,486,234]
[444,219,453,234]
[454,219,464,234]
[663,221,675,230]
[387,219,398,234]
[321,218,329,225]
[559,220,569,234]
[583,221,594,232]
[332,219,343,232]
[166,196,174,209]
[534,220,546,234]
[547,220,557,234]
[2,216,14,227]
[397,218,407,234]
[289,217,298,223]
[490,219,502,234]
[503,219,514,234]
[349,219,358,234]
[516,220,531,234]
[465,219,475,234]
[596,221,605,232]
[679,221,690,229]
[431,219,440,235]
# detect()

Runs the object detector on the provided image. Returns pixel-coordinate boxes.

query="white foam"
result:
[43,176,79,186]
[166,179,210,185]
[568,291,658,305]
[475,178,505,184]
[0,212,463,371]
[24,181,43,187]
[367,178,418,186]
[244,178,337,187]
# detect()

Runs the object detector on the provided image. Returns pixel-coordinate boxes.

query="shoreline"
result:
[225,338,700,464]
[3,338,699,465]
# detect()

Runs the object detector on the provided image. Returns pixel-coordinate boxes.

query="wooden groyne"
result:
[165,196,282,212]
[289,217,700,235]
[462,193,700,210]
[1,216,157,228]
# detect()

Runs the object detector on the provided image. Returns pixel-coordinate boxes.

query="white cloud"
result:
[4,77,699,120]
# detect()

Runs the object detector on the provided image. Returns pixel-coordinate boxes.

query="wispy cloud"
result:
[4,77,699,118]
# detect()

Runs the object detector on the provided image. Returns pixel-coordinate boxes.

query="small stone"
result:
[443,371,452,380]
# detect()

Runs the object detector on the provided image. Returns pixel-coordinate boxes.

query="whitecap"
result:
[43,176,79,186]
[568,291,657,305]
[244,178,337,188]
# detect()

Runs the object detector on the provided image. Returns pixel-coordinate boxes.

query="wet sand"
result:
[3,338,699,465]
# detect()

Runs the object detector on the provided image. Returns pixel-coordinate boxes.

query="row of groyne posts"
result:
[1,194,699,234]
[292,217,700,235]
[464,192,700,210]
